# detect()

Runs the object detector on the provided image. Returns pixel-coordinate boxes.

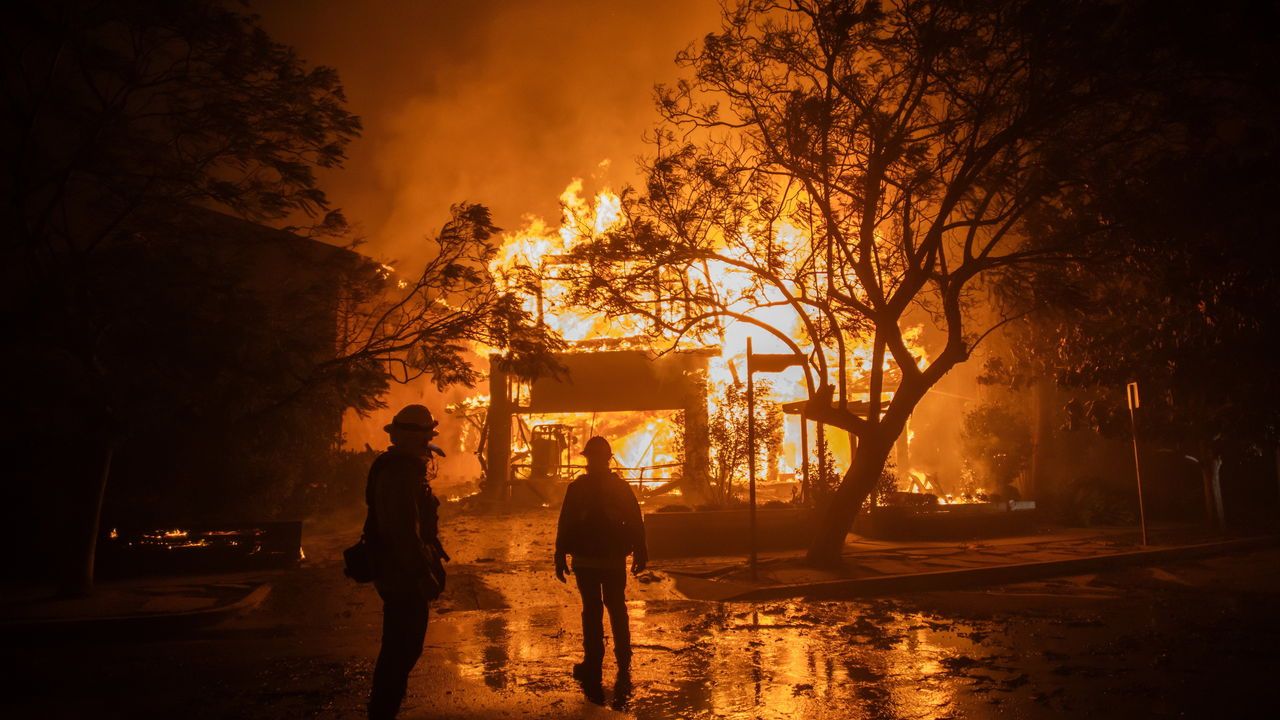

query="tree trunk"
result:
[805,437,893,566]
[895,418,910,478]
[1028,377,1053,500]
[60,439,114,597]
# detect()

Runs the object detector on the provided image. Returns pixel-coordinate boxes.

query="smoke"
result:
[255,1,721,482]
[256,0,720,264]
[341,380,483,493]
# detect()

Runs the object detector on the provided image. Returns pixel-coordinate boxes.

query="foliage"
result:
[961,400,1031,491]
[3,0,365,435]
[806,429,843,505]
[1059,475,1136,528]
[329,202,563,411]
[990,1,1280,483]
[866,456,899,510]
[706,379,784,505]
[2,0,361,244]
[0,1,558,590]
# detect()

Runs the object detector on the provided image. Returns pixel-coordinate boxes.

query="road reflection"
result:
[438,598,994,719]
[479,615,509,689]
[432,510,1007,718]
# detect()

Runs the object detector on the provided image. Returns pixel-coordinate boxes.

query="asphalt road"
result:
[5,508,1279,719]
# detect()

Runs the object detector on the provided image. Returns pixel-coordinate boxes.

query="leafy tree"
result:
[992,0,1280,529]
[960,400,1031,493]
[3,0,361,595]
[706,379,784,505]
[317,202,564,404]
[566,0,1144,564]
[1,1,556,593]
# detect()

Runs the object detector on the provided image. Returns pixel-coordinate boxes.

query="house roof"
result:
[126,203,364,267]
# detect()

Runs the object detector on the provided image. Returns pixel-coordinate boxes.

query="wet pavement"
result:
[4,506,1278,718]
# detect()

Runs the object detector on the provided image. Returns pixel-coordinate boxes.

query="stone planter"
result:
[853,503,1039,541]
[644,507,815,558]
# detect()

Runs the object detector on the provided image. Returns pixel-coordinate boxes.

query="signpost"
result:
[746,339,757,579]
[1126,381,1149,546]
[745,340,806,580]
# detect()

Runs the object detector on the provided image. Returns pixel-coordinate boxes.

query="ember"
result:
[98,523,304,577]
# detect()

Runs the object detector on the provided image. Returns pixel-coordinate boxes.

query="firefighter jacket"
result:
[555,470,648,569]
[366,447,445,598]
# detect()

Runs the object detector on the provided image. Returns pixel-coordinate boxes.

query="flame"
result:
[477,177,931,490]
[487,181,644,343]
[447,395,490,413]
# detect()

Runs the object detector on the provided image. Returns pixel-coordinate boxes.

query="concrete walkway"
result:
[4,520,1271,636]
[0,574,271,637]
[662,527,1279,601]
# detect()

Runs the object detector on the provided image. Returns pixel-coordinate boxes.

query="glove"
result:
[555,553,570,583]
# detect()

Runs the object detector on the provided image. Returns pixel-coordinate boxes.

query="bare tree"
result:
[567,0,1142,564]
[327,202,563,401]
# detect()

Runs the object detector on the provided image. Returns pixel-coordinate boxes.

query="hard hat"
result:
[384,404,438,434]
[581,435,612,459]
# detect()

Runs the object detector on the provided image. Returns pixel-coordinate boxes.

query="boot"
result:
[573,661,602,683]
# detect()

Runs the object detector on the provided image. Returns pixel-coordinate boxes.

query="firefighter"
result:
[366,404,448,720]
[554,435,648,686]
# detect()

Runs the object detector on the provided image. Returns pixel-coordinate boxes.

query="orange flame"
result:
[478,177,931,489]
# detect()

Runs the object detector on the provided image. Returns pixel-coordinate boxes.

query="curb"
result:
[722,536,1280,602]
[0,582,272,639]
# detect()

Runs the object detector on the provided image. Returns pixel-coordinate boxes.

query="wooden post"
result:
[680,362,711,503]
[1029,377,1053,500]
[485,360,512,501]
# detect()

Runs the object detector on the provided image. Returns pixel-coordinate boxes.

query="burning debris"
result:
[98,523,304,577]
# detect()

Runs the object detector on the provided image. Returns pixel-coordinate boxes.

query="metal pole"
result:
[1127,381,1148,546]
[817,421,827,497]
[800,416,810,506]
[747,337,758,580]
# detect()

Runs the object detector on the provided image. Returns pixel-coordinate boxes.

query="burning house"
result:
[449,179,1045,547]
[457,181,981,516]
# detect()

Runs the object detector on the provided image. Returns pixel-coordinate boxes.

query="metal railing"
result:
[509,461,682,497]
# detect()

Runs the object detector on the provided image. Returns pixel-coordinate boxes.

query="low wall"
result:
[853,504,1039,540]
[644,508,814,558]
